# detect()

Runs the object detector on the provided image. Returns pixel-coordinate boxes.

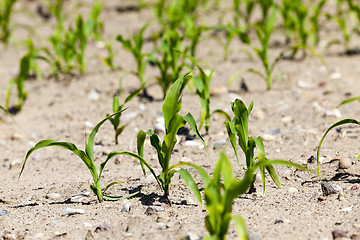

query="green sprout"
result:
[116,20,153,86]
[317,96,360,174]
[0,0,17,45]
[214,99,308,194]
[20,112,156,202]
[233,0,255,27]
[136,71,207,199]
[189,152,311,240]
[151,29,185,98]
[102,41,117,71]
[184,54,212,134]
[107,87,144,145]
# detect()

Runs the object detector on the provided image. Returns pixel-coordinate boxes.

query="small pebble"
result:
[330,71,342,80]
[332,229,347,238]
[10,159,22,168]
[61,208,85,216]
[288,187,298,193]
[252,109,265,120]
[281,116,293,124]
[0,209,10,216]
[138,104,146,111]
[274,219,284,224]
[318,196,327,201]
[88,90,100,101]
[297,80,314,89]
[183,232,200,240]
[351,186,358,191]
[123,112,137,120]
[261,134,275,141]
[321,183,342,196]
[83,222,93,228]
[121,203,132,212]
[341,206,352,212]
[255,173,262,184]
[70,192,90,202]
[338,191,346,201]
[84,121,94,128]
[213,139,227,150]
[145,205,164,215]
[248,231,262,240]
[185,140,202,147]
[154,123,165,133]
[209,86,228,95]
[145,174,156,183]
[95,223,112,232]
[46,193,62,200]
[339,158,352,169]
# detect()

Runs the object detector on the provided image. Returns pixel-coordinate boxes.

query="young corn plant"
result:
[136,72,207,199]
[47,14,87,75]
[20,112,156,202]
[6,42,48,112]
[151,29,185,98]
[190,152,311,240]
[116,20,153,86]
[183,15,204,57]
[215,99,292,194]
[0,0,17,45]
[317,96,360,174]
[85,0,103,41]
[184,54,212,134]
[107,87,144,145]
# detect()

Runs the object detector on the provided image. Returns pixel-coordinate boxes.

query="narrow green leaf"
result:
[103,191,139,201]
[183,113,208,155]
[178,168,202,204]
[337,96,360,108]
[317,119,360,174]
[232,215,248,240]
[212,109,231,122]
[102,181,127,195]
[172,162,211,187]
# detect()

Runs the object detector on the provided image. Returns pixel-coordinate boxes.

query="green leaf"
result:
[183,113,208,155]
[212,109,231,122]
[177,168,202,204]
[103,191,139,201]
[102,181,127,195]
[233,215,248,240]
[172,162,211,187]
[337,96,360,108]
[86,110,126,162]
[317,119,360,174]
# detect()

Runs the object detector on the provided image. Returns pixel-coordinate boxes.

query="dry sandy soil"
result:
[1,1,360,240]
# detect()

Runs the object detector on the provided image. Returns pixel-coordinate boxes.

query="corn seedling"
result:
[0,0,16,45]
[6,42,48,112]
[107,87,144,144]
[102,41,117,71]
[151,29,185,97]
[233,0,255,27]
[215,99,295,194]
[183,15,203,57]
[116,20,153,86]
[184,54,212,134]
[20,111,156,202]
[257,0,274,25]
[85,0,103,41]
[189,152,311,240]
[136,71,207,199]
[317,96,360,174]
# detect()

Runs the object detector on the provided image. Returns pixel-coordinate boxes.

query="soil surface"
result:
[1,1,360,240]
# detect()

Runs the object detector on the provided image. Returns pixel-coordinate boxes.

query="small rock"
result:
[96,41,105,49]
[183,232,200,240]
[85,230,95,240]
[185,140,202,147]
[213,139,227,150]
[341,206,352,212]
[70,192,90,202]
[46,193,62,200]
[180,157,192,163]
[338,191,346,201]
[138,104,146,111]
[248,231,262,240]
[61,208,85,217]
[54,231,67,237]
[209,86,228,95]
[123,112,137,120]
[325,109,342,118]
[351,186,358,191]
[154,118,165,133]
[84,121,94,128]
[281,116,293,124]
[339,158,352,169]
[321,183,342,196]
[255,173,262,184]
[95,223,112,232]
[252,108,265,120]
[145,174,156,183]
[318,196,327,201]
[88,90,100,101]
[50,220,65,227]
[83,222,93,228]
[145,205,164,215]
[11,132,24,140]
[0,209,10,216]
[297,80,314,89]
[185,196,197,205]
[10,159,22,168]
[262,134,275,141]
[121,203,132,212]
[274,219,284,224]
[330,71,342,80]
[288,187,298,193]
[332,229,347,239]
[351,231,360,240]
